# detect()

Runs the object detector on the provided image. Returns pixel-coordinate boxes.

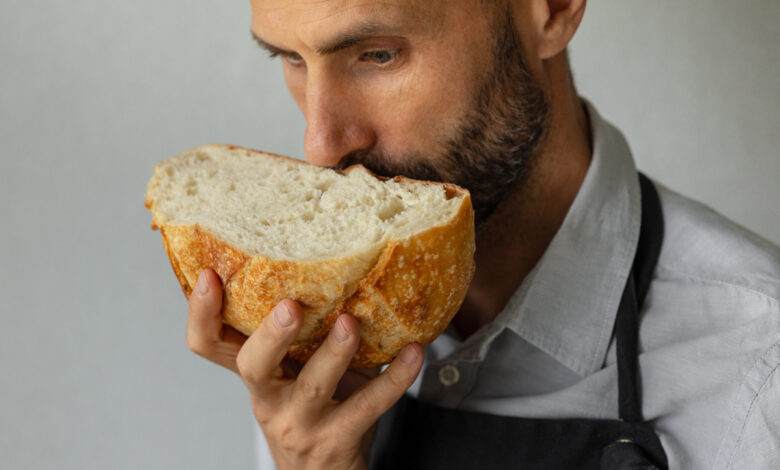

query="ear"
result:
[527,0,586,60]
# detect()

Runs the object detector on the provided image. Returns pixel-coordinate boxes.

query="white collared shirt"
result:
[407,101,780,469]
[256,102,780,469]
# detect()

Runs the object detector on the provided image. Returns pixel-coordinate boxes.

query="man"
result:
[185,1,780,468]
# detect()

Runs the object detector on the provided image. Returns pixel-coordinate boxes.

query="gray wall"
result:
[1,2,777,469]
[571,1,780,245]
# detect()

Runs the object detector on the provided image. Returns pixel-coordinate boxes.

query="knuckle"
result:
[250,398,273,425]
[274,421,297,449]
[295,376,326,401]
[271,419,312,455]
[310,437,340,461]
[235,349,260,383]
[186,335,211,357]
[353,389,380,417]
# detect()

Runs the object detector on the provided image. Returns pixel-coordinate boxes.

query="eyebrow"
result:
[251,21,405,58]
[252,32,296,58]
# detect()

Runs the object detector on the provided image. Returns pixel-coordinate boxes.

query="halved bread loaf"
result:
[145,144,475,367]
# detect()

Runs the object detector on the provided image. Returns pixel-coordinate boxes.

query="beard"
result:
[336,11,550,226]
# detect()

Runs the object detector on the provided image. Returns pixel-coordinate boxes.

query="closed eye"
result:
[358,49,399,65]
[267,50,305,67]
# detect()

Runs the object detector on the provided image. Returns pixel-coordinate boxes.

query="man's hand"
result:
[186,268,424,470]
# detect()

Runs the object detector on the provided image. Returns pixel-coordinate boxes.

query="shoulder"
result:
[712,341,780,469]
[647,181,780,469]
[653,180,780,305]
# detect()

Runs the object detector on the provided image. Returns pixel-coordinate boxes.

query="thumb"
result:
[186,269,245,372]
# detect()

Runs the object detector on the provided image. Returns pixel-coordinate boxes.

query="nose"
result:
[303,82,375,168]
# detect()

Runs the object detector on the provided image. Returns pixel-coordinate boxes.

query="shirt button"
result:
[438,364,460,386]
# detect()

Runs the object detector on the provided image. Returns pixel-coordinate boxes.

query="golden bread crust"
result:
[147,144,475,367]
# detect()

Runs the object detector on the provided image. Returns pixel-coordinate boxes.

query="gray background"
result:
[1,1,777,469]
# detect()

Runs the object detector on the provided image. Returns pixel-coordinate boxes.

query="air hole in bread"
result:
[184,178,198,196]
[147,145,467,261]
[315,179,334,192]
[376,199,405,222]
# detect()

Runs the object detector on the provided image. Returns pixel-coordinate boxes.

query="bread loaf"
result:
[145,144,475,367]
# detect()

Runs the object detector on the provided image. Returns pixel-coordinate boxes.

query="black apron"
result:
[369,173,668,470]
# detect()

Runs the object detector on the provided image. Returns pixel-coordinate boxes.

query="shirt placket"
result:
[417,324,506,408]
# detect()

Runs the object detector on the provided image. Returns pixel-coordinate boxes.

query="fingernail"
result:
[273,302,293,328]
[399,344,418,365]
[195,270,209,295]
[333,317,350,343]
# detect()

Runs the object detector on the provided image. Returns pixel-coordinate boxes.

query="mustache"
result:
[334,149,445,183]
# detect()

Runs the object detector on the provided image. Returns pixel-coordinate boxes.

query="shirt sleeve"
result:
[721,344,780,470]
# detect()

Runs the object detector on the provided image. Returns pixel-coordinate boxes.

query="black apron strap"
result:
[368,172,669,470]
[616,172,664,423]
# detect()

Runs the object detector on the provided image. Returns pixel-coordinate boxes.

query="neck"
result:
[452,55,592,339]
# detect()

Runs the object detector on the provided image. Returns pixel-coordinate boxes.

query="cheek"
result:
[373,8,492,158]
[369,62,476,160]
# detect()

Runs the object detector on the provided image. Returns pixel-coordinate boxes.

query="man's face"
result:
[251,0,549,224]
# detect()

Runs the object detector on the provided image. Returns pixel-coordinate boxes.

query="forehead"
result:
[250,0,442,35]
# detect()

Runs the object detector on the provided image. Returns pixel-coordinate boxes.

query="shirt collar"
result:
[500,100,642,377]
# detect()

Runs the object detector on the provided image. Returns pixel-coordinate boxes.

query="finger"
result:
[186,269,245,372]
[235,299,302,398]
[291,314,360,414]
[331,343,423,438]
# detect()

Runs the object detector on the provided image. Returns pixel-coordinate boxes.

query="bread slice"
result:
[145,144,475,367]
